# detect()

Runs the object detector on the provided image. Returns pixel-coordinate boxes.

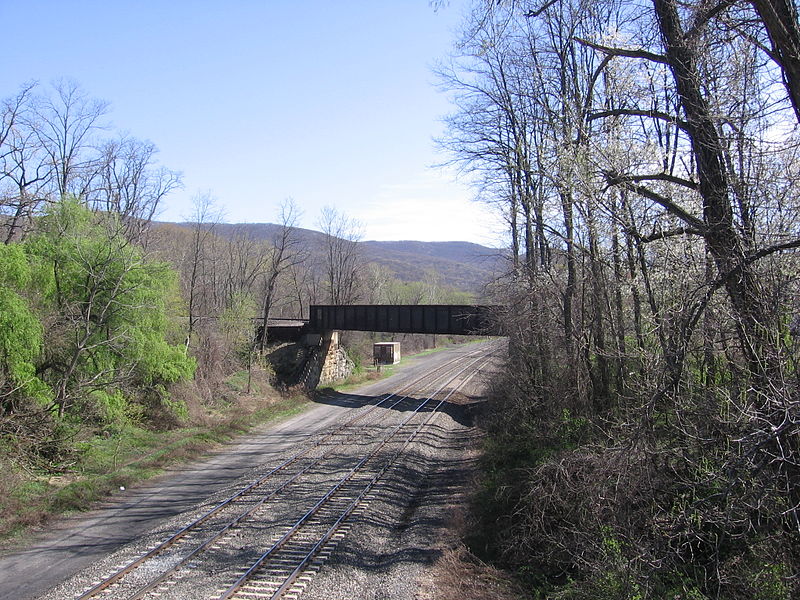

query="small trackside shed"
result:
[373,342,401,365]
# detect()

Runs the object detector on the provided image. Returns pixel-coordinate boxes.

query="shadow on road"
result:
[311,390,486,428]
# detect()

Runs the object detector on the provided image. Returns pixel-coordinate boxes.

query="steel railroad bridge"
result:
[265,304,501,341]
[263,304,501,388]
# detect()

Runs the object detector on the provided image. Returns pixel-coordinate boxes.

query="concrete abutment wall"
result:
[293,330,354,389]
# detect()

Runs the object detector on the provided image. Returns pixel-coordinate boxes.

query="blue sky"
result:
[3,1,502,245]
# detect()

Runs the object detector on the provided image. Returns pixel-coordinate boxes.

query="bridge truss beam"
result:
[308,304,501,337]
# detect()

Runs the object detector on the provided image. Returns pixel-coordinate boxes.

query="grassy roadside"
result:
[0,376,310,547]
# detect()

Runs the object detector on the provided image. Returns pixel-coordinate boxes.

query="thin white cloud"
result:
[356,170,503,245]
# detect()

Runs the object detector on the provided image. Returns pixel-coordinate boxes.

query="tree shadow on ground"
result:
[311,390,486,427]
[308,421,485,593]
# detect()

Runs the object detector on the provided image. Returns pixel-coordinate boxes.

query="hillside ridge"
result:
[160,221,504,293]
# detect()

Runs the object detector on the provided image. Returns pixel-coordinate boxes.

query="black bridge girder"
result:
[308,304,501,336]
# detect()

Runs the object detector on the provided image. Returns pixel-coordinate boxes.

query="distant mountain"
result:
[362,240,496,263]
[361,239,503,291]
[162,221,505,293]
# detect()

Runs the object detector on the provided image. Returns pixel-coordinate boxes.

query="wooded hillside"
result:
[163,221,501,294]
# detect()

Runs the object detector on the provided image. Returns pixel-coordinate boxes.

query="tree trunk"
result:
[751,0,800,124]
[587,201,610,407]
[653,0,773,385]
[610,195,627,392]
[560,190,576,361]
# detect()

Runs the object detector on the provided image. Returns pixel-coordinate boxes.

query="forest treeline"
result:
[0,80,473,483]
[440,0,800,598]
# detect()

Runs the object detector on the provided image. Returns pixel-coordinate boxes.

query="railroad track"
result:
[72,341,501,600]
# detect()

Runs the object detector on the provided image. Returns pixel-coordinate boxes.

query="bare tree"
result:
[257,199,305,353]
[0,83,50,243]
[318,206,363,305]
[93,136,182,242]
[439,0,800,595]
[2,81,183,244]
[220,227,269,309]
[749,0,800,122]
[31,79,108,200]
[183,193,222,344]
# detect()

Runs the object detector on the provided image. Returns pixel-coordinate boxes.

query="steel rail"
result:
[126,347,494,600]
[267,355,492,600]
[75,341,498,600]
[217,347,497,600]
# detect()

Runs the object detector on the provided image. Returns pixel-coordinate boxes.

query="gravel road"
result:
[0,341,500,600]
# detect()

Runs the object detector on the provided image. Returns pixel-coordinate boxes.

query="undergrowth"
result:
[0,370,309,544]
[468,362,799,600]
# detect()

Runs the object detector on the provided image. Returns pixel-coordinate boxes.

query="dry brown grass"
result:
[172,365,281,428]
[418,544,526,600]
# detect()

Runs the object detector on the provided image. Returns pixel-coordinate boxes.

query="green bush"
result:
[0,244,49,406]
[22,199,196,420]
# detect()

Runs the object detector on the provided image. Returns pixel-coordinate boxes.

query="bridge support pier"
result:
[295,330,354,389]
[318,331,354,386]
